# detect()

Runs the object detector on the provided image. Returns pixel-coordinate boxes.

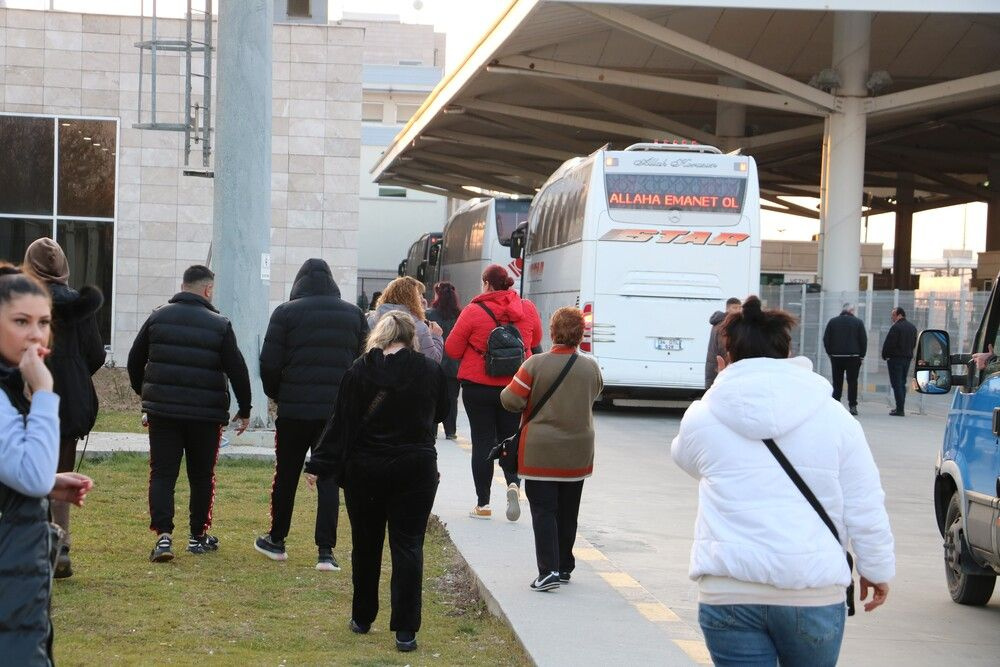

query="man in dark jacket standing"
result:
[23,237,106,579]
[254,258,368,570]
[823,303,868,415]
[882,306,918,416]
[705,297,741,389]
[128,265,252,562]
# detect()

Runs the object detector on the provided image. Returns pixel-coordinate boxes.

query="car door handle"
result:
[994,408,1000,436]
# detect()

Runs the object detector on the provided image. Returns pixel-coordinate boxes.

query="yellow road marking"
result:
[636,602,680,622]
[674,639,713,665]
[599,571,642,588]
[573,547,609,562]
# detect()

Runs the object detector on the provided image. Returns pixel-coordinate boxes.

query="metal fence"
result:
[759,286,990,410]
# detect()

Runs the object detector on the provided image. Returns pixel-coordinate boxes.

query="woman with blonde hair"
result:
[368,277,443,361]
[306,310,448,653]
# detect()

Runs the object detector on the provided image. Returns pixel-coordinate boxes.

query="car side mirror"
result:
[914,329,956,394]
[397,260,407,277]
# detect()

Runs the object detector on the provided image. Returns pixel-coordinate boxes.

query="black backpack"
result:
[476,302,525,377]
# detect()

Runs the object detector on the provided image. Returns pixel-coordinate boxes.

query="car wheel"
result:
[944,493,996,605]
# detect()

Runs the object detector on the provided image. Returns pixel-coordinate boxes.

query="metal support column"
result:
[893,173,914,289]
[820,11,870,294]
[986,156,1000,251]
[212,0,272,427]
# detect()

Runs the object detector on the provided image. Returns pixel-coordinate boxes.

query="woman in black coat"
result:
[425,281,461,439]
[24,238,106,579]
[305,311,448,654]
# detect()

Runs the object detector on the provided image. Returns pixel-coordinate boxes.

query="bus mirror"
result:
[397,260,407,277]
[416,261,427,282]
[429,243,441,267]
[509,230,525,259]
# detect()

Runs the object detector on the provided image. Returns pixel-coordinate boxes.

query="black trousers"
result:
[462,382,520,507]
[148,416,222,536]
[830,356,862,407]
[269,418,339,548]
[442,377,460,437]
[524,479,585,577]
[344,451,438,633]
[887,357,911,412]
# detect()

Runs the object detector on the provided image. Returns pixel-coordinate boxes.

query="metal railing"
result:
[759,286,990,411]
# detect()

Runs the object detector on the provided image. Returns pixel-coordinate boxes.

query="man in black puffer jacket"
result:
[254,258,368,570]
[128,265,252,563]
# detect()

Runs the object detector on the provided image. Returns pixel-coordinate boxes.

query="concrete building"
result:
[340,13,449,303]
[0,6,363,363]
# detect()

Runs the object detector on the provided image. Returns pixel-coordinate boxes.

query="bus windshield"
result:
[605,174,747,213]
[495,199,531,244]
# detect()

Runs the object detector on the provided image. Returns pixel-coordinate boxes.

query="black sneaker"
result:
[849,406,858,416]
[316,547,340,571]
[395,630,417,652]
[54,545,73,579]
[349,619,370,634]
[889,410,905,417]
[559,571,571,583]
[188,533,220,554]
[254,534,287,561]
[150,533,174,563]
[529,571,561,592]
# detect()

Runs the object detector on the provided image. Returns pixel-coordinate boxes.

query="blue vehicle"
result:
[916,315,1000,605]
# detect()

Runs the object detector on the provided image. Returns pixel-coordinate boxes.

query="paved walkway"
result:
[85,421,707,666]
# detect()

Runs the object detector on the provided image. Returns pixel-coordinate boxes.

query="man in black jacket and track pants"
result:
[823,303,868,416]
[254,258,368,570]
[882,306,918,416]
[128,265,252,563]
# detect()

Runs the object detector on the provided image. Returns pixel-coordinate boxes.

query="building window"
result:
[362,103,384,122]
[287,0,311,18]
[395,104,421,123]
[378,187,407,198]
[0,114,117,345]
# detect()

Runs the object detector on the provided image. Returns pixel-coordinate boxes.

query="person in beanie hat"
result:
[23,237,106,579]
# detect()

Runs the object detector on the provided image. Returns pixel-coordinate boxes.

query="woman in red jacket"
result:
[445,265,542,521]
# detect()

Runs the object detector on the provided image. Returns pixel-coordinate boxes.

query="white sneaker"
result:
[506,484,521,522]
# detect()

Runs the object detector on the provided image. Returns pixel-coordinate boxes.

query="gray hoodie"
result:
[366,303,444,362]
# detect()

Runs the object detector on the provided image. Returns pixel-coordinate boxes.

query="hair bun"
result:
[741,296,763,322]
[503,276,514,289]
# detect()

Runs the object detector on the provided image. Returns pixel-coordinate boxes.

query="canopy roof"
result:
[372,0,1000,218]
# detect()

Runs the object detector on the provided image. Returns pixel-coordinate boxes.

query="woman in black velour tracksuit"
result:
[306,311,448,653]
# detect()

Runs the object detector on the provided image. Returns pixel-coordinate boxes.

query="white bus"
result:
[512,142,761,402]
[438,197,530,306]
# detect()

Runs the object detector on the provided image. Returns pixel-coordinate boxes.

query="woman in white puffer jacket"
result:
[671,296,894,667]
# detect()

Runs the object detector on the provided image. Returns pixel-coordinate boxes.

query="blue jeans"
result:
[699,603,846,666]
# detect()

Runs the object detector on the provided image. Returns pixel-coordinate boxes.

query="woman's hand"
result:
[20,343,53,394]
[859,576,889,612]
[49,472,94,507]
[304,473,317,490]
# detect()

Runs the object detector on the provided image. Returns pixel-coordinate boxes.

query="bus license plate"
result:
[655,338,683,351]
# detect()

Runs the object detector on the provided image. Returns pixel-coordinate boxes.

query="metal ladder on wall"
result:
[134,0,214,175]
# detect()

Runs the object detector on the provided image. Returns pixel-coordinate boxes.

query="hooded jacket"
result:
[305,347,449,478]
[48,283,106,438]
[671,356,895,597]
[445,289,543,386]
[704,310,726,389]
[0,365,60,665]
[259,259,368,421]
[366,304,443,362]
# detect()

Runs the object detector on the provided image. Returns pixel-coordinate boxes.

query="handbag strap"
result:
[362,389,388,425]
[522,353,578,425]
[476,301,502,325]
[761,438,841,544]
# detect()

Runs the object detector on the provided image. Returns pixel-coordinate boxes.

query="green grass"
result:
[93,409,146,434]
[53,454,529,666]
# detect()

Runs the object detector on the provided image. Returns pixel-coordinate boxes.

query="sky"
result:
[7,0,986,260]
